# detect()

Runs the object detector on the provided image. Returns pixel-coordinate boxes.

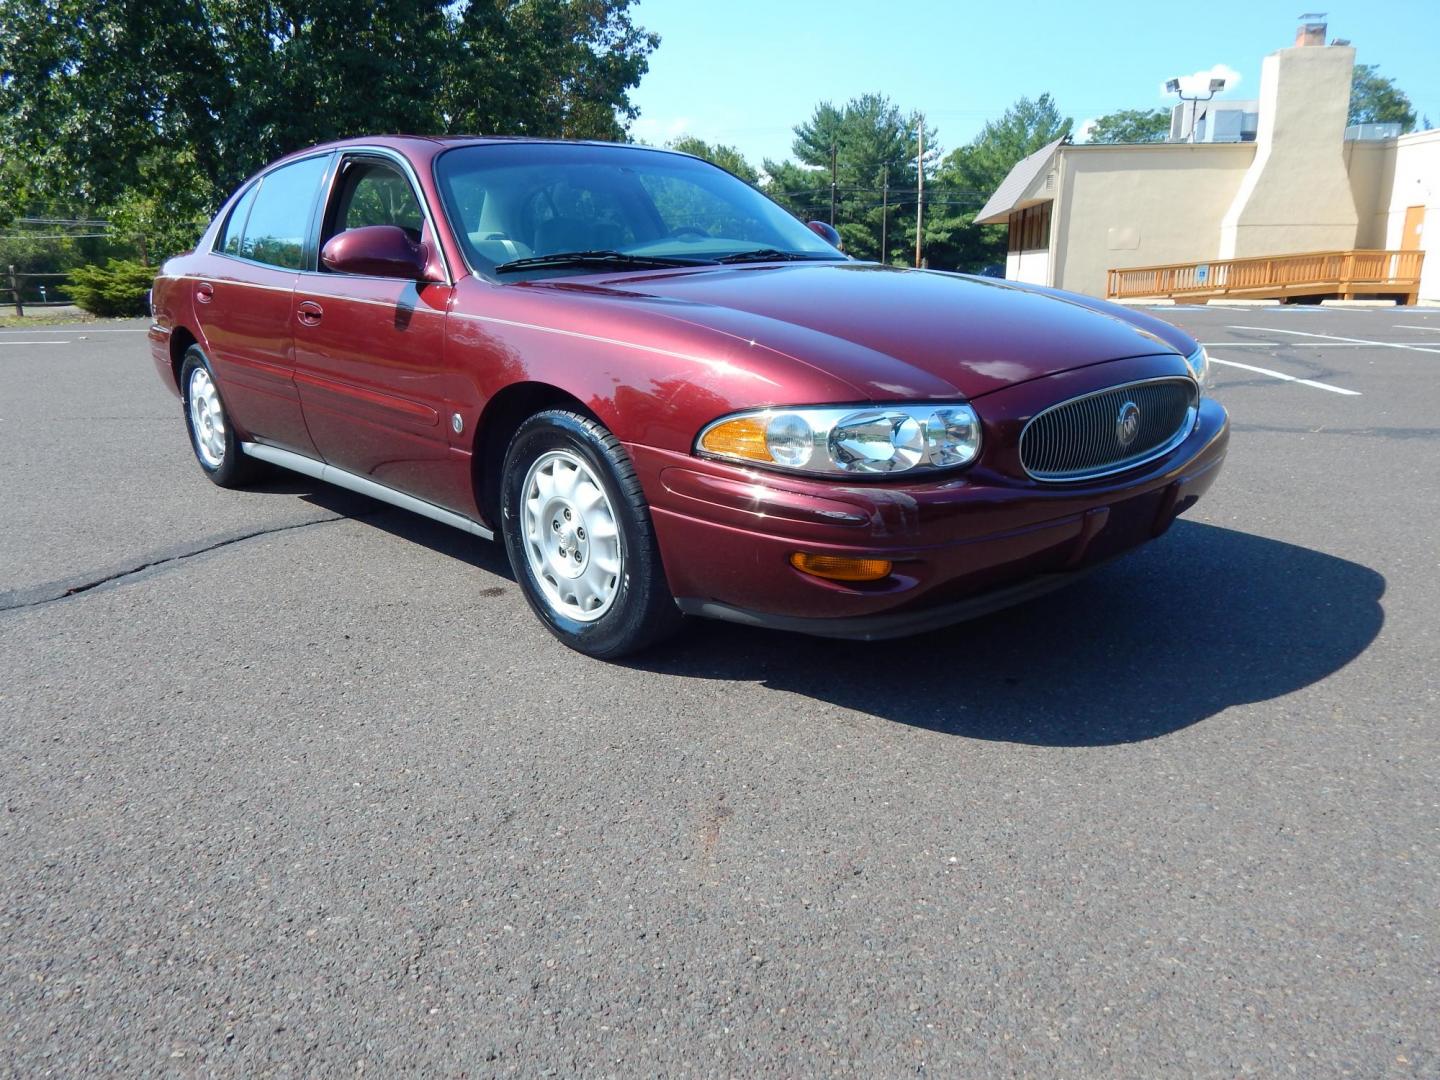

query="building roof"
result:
[973,136,1067,225]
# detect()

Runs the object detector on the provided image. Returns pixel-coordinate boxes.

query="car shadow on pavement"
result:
[295,487,1384,747]
[629,521,1386,746]
[300,488,518,580]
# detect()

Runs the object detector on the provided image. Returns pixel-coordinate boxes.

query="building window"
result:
[1008,203,1051,253]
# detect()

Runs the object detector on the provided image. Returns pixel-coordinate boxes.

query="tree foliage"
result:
[666,136,759,183]
[762,94,931,264]
[1086,108,1171,144]
[941,94,1071,198]
[1348,63,1416,132]
[924,94,1071,271]
[0,0,658,258]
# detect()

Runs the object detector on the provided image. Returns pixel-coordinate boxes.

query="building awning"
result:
[973,136,1067,225]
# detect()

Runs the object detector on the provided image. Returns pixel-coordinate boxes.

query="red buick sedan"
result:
[149,136,1228,657]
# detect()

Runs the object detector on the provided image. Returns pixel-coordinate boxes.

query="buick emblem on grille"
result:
[1116,400,1141,448]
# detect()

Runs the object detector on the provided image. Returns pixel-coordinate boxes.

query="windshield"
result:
[434,142,845,277]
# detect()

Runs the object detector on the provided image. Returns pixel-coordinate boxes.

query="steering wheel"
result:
[669,226,709,241]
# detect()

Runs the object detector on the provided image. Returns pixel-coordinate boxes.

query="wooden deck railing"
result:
[1106,249,1424,304]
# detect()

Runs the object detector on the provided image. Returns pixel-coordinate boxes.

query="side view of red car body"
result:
[149,135,1228,657]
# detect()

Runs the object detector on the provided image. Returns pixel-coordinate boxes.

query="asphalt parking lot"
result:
[3,304,1438,1076]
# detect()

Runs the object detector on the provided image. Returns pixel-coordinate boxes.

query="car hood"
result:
[524,261,1192,400]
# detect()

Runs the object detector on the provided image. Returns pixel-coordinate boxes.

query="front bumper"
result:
[629,394,1229,639]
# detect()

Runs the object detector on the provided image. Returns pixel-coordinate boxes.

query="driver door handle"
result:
[297,300,323,326]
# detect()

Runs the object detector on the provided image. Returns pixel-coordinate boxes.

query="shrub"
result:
[66,259,156,317]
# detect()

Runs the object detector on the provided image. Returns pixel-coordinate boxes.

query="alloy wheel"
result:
[188,366,227,468]
[521,449,623,622]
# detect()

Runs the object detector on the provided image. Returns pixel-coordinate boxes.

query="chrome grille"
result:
[1019,377,1197,482]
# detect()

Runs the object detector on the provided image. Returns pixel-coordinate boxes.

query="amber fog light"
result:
[790,552,894,582]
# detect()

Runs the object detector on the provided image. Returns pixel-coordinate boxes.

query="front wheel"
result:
[501,410,682,658]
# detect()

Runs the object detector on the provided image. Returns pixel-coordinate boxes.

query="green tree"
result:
[943,94,1071,196]
[666,136,759,183]
[440,0,657,141]
[763,94,932,263]
[1349,63,1416,132]
[0,0,659,260]
[1086,108,1171,144]
[928,94,1072,271]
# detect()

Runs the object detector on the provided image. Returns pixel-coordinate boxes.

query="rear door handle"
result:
[196,282,214,304]
[297,300,323,326]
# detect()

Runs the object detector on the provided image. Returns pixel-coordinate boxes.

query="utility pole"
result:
[7,265,22,318]
[914,119,925,268]
[880,165,889,263]
[829,143,837,226]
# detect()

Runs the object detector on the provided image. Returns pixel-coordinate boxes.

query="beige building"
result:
[977,29,1437,304]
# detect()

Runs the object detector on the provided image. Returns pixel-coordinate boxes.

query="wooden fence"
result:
[1106,250,1424,305]
[6,264,73,316]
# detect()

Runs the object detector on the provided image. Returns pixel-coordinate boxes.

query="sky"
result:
[627,0,1440,166]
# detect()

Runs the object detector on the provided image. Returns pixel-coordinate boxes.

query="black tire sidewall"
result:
[500,411,677,658]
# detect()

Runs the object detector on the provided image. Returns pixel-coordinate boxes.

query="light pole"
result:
[1166,76,1226,143]
[880,165,888,264]
[914,117,924,268]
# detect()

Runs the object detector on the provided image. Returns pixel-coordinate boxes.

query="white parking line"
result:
[0,340,67,345]
[1208,356,1361,395]
[1200,341,1398,348]
[1227,325,1440,354]
[0,327,148,335]
[1395,325,1440,333]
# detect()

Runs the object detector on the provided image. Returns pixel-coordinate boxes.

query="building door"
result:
[1401,205,1425,251]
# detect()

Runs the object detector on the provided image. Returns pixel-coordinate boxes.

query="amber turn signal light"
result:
[698,415,771,462]
[789,552,894,582]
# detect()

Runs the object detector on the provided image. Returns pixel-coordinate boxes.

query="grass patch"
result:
[0,309,108,329]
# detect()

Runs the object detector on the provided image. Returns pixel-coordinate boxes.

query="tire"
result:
[500,409,683,658]
[180,346,261,488]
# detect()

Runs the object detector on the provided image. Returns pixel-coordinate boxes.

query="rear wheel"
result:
[180,347,260,487]
[501,410,682,658]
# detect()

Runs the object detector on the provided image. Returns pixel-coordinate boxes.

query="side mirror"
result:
[806,220,842,249]
[321,225,429,279]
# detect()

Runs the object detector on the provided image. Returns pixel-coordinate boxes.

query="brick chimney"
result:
[1295,18,1327,46]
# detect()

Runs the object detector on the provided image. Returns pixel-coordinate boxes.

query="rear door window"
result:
[217,182,259,256]
[238,155,331,269]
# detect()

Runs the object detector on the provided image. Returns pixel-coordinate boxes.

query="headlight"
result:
[1185,346,1209,392]
[696,403,982,477]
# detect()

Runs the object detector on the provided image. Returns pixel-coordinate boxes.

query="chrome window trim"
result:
[1018,376,1199,484]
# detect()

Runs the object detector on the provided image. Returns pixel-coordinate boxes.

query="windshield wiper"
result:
[494,250,708,273]
[715,249,841,264]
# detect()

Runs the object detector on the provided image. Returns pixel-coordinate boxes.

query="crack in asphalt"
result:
[0,515,360,614]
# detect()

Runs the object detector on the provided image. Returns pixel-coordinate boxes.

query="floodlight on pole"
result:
[1167,75,1228,143]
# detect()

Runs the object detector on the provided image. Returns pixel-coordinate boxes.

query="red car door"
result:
[290,153,472,514]
[193,152,333,456]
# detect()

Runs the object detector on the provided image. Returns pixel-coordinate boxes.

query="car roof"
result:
[274,134,688,163]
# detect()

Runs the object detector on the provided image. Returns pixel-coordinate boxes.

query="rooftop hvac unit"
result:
[1344,122,1403,141]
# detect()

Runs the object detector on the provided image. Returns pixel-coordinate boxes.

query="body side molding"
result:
[240,442,494,540]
